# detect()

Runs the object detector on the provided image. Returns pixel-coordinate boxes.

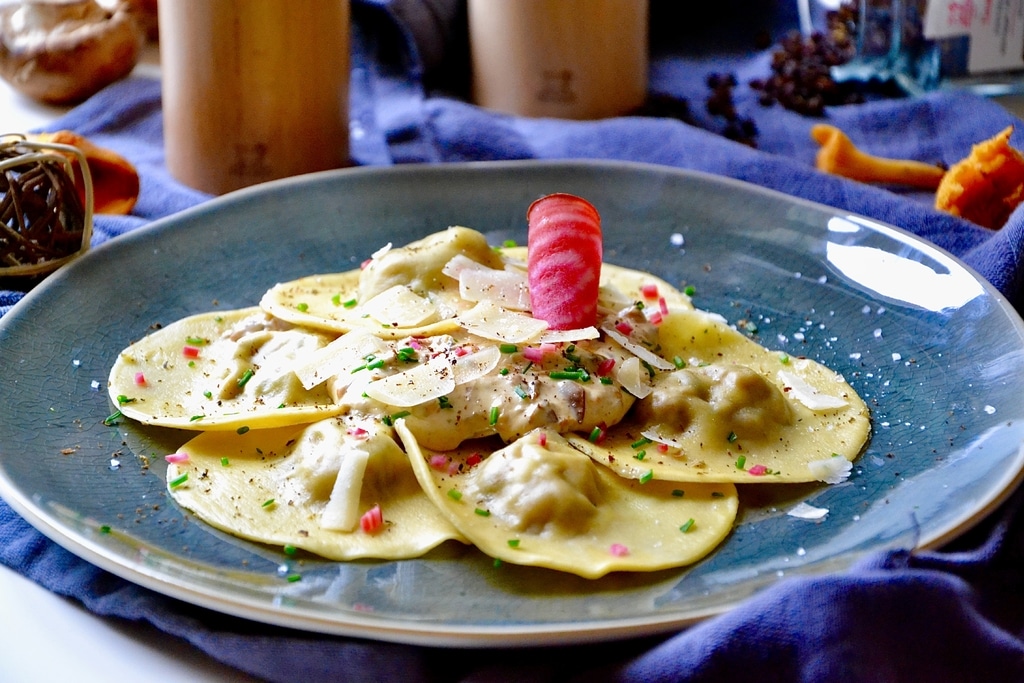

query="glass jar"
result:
[803,0,1024,95]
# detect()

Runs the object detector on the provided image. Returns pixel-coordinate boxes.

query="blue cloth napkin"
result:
[4,1,1024,681]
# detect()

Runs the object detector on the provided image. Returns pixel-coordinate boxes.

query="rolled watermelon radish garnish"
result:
[526,193,602,330]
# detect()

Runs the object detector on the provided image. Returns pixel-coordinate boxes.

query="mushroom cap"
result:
[0,0,142,105]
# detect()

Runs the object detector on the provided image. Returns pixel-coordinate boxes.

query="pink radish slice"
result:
[527,193,603,330]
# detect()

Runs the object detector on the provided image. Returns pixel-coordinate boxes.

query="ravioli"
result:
[399,423,738,578]
[567,308,870,483]
[167,417,466,560]
[108,307,343,430]
[109,222,871,576]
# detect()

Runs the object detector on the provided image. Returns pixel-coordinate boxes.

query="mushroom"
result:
[28,129,139,214]
[935,126,1024,230]
[0,0,142,105]
[811,124,947,190]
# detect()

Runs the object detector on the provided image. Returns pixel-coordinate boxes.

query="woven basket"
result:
[0,134,94,278]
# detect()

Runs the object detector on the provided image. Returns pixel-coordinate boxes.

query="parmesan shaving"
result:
[807,455,853,484]
[441,253,487,279]
[457,301,548,343]
[363,353,456,407]
[361,285,439,328]
[452,345,501,385]
[321,444,371,531]
[293,329,389,390]
[787,501,829,520]
[458,268,531,311]
[537,326,600,344]
[778,368,849,410]
[601,325,676,371]
[616,356,653,399]
[640,426,686,449]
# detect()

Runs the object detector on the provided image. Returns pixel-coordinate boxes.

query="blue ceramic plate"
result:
[2,161,1023,646]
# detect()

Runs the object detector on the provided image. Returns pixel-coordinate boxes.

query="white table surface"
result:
[1,52,262,683]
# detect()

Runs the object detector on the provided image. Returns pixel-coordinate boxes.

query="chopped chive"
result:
[397,347,417,362]
[507,539,520,548]
[634,450,646,461]
[631,437,652,449]
[712,491,725,498]
[779,353,790,364]
[296,302,309,312]
[236,426,250,435]
[679,518,696,533]
[331,293,342,306]
[283,544,297,556]
[489,406,500,425]
[599,376,613,385]
[99,524,111,534]
[169,472,189,488]
[639,469,654,484]
[367,358,386,370]
[237,368,255,388]
[438,395,453,409]
[727,431,738,443]
[499,343,518,354]
[684,285,696,296]
[493,558,503,568]
[262,498,276,509]
[203,390,213,399]
[103,410,122,426]
[502,239,517,248]
[343,298,357,308]
[221,457,230,466]
[447,488,463,501]
[549,369,586,381]
[390,410,411,422]
[498,367,510,376]
[735,455,746,469]
[474,508,491,517]
[672,356,686,369]
[185,336,207,345]
[589,426,604,443]
[116,394,135,405]
[189,414,205,422]
[514,385,528,400]
[286,573,302,583]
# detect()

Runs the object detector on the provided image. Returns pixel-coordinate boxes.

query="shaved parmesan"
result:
[616,356,653,399]
[640,426,686,449]
[458,301,548,343]
[361,285,439,328]
[452,345,501,385]
[787,501,829,520]
[601,325,676,371]
[363,353,456,407]
[459,268,531,311]
[807,455,853,484]
[441,253,488,279]
[293,329,390,390]
[778,368,849,410]
[538,326,600,344]
[321,445,371,531]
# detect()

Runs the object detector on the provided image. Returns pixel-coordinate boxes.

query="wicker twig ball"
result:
[1,134,94,277]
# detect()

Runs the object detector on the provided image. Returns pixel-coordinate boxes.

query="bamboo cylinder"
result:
[468,0,648,120]
[159,0,350,195]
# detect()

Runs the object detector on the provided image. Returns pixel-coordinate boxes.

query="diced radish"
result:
[527,194,602,330]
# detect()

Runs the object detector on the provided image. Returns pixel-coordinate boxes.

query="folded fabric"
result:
[3,1,1024,682]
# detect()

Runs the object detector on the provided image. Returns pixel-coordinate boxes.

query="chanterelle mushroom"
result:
[0,0,142,104]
